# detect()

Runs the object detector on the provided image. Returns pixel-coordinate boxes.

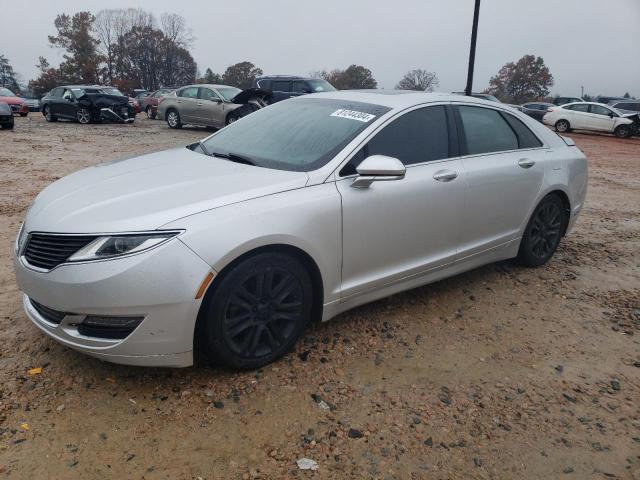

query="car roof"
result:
[303,90,500,109]
[180,84,239,90]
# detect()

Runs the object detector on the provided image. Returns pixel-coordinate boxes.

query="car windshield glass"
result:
[99,87,125,96]
[0,87,15,96]
[217,87,241,101]
[200,98,390,172]
[307,79,336,92]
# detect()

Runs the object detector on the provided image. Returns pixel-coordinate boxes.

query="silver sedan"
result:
[14,91,588,369]
[158,83,269,129]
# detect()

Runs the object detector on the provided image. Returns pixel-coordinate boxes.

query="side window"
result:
[591,105,614,116]
[500,112,543,149]
[62,89,74,101]
[458,106,518,155]
[567,104,589,112]
[292,81,309,94]
[199,88,221,101]
[178,87,198,99]
[340,106,450,176]
[272,81,292,92]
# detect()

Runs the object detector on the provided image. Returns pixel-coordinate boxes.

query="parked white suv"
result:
[543,102,634,138]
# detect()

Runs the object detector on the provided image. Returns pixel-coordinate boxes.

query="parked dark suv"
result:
[253,76,336,103]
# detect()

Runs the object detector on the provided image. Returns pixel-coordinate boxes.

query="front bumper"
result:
[14,238,213,367]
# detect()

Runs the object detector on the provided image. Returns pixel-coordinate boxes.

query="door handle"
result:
[518,158,536,169]
[196,102,203,106]
[433,170,458,182]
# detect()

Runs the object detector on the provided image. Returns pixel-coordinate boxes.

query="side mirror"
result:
[351,155,406,189]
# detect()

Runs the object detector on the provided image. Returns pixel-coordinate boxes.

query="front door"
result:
[197,87,225,127]
[337,105,465,298]
[587,104,617,132]
[453,104,546,257]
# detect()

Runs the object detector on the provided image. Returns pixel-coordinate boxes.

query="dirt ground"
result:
[0,114,638,480]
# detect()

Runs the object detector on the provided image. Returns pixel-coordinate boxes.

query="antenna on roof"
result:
[464,0,481,97]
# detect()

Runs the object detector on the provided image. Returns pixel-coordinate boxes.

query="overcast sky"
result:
[1,0,639,97]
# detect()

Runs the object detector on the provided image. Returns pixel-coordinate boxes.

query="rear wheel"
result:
[518,195,566,267]
[555,119,570,133]
[614,124,631,138]
[1,120,13,129]
[76,108,92,124]
[166,109,182,128]
[43,106,57,122]
[199,252,313,370]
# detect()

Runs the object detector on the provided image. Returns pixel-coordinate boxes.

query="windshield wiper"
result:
[208,150,257,166]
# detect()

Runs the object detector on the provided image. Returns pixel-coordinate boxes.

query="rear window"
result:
[500,112,543,149]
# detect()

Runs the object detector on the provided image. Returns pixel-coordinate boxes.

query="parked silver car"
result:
[157,83,269,129]
[14,92,588,369]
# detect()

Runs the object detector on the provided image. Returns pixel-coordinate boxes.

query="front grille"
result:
[30,298,66,325]
[23,233,97,270]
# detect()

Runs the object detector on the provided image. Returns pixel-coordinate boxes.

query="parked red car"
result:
[140,88,174,119]
[0,87,29,116]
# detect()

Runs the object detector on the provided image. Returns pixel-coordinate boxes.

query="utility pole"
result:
[465,0,481,96]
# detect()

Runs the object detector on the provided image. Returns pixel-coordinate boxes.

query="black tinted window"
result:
[458,106,518,155]
[501,112,543,149]
[272,81,292,92]
[340,106,449,175]
[51,88,63,98]
[292,81,309,93]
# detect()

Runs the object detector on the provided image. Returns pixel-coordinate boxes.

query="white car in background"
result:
[543,102,635,138]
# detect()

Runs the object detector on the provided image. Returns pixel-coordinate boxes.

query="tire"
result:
[614,124,631,139]
[166,109,182,128]
[1,121,13,129]
[146,106,156,120]
[19,112,27,117]
[555,119,570,133]
[226,110,241,126]
[518,194,566,267]
[199,252,313,370]
[43,106,57,122]
[76,108,92,124]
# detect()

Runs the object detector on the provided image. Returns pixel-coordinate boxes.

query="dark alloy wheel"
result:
[614,124,631,139]
[43,106,57,122]
[555,119,570,133]
[77,108,92,124]
[199,252,313,369]
[518,195,566,267]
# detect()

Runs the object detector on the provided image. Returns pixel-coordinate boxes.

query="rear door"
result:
[175,86,200,123]
[564,104,590,129]
[453,104,546,257]
[47,88,64,116]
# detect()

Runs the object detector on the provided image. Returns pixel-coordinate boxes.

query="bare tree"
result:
[160,13,193,47]
[395,69,439,91]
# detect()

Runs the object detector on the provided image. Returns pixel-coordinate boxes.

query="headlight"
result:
[15,222,27,255]
[68,231,181,262]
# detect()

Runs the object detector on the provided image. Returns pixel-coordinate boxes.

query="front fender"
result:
[161,183,343,304]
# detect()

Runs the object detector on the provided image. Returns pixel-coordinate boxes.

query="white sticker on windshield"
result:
[331,109,376,123]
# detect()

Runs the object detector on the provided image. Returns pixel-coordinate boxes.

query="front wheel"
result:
[166,109,182,128]
[43,106,57,122]
[76,108,92,124]
[146,106,156,120]
[614,124,631,139]
[198,252,313,370]
[555,119,570,133]
[518,195,566,267]
[226,111,241,125]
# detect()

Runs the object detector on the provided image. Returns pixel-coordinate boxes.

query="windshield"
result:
[307,79,336,92]
[0,87,15,97]
[217,87,241,101]
[200,98,390,172]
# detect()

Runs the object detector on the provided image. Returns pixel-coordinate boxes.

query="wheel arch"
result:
[193,243,325,363]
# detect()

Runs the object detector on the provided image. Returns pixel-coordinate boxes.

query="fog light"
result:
[78,315,144,339]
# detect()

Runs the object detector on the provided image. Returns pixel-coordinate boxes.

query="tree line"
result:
[5,9,633,102]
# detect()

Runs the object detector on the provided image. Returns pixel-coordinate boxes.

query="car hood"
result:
[0,96,24,105]
[230,88,271,104]
[26,147,309,233]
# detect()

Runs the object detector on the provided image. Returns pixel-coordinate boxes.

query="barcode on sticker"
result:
[330,109,376,123]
